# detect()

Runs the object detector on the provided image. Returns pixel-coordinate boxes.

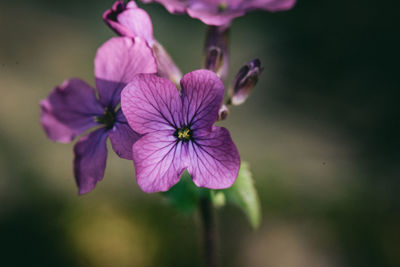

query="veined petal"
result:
[187,126,240,189]
[40,78,104,143]
[94,37,157,108]
[132,132,187,193]
[180,69,224,130]
[109,109,141,160]
[73,128,109,195]
[121,74,182,135]
[117,7,154,43]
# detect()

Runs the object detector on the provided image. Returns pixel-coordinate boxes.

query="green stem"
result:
[200,196,218,267]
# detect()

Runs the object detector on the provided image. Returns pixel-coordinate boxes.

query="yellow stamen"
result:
[178,128,191,139]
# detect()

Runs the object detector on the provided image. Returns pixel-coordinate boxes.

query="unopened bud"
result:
[229,59,263,106]
[218,104,229,121]
[204,26,230,79]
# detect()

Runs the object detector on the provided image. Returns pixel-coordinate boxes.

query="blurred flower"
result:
[204,25,229,79]
[141,0,297,26]
[121,70,240,193]
[104,0,182,84]
[40,37,157,194]
[229,59,263,105]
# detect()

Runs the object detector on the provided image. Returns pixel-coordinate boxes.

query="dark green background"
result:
[0,0,398,266]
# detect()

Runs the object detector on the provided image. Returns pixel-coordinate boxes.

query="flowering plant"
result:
[40,0,295,265]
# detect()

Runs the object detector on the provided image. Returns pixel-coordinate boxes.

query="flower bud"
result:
[103,0,138,37]
[218,104,229,121]
[229,59,263,106]
[203,25,230,79]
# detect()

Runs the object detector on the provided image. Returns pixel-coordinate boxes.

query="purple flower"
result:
[121,70,240,193]
[142,0,297,26]
[40,37,157,194]
[103,0,182,84]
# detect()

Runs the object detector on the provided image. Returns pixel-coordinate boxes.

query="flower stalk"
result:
[200,194,219,267]
[204,25,230,80]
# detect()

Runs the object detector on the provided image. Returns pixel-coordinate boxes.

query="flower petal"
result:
[132,132,188,193]
[73,128,109,195]
[40,78,104,143]
[187,126,240,189]
[180,69,224,130]
[187,6,244,26]
[40,102,78,143]
[109,110,141,160]
[141,0,187,14]
[117,7,154,43]
[121,74,182,135]
[103,1,135,37]
[94,37,157,108]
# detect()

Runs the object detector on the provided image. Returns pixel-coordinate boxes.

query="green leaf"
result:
[223,162,261,229]
[162,171,201,213]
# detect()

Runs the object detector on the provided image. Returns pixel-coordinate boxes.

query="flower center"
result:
[95,107,115,129]
[175,127,192,142]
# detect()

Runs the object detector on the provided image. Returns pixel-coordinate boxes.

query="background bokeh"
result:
[0,0,399,266]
